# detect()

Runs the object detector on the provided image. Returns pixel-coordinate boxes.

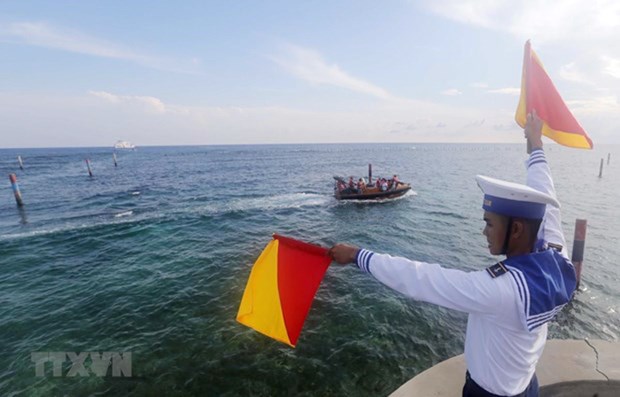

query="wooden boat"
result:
[333,164,412,201]
[335,180,412,200]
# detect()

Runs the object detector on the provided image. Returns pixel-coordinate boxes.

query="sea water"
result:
[0,144,618,396]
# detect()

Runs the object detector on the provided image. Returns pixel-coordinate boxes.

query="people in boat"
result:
[375,178,381,189]
[380,178,388,192]
[328,111,576,397]
[336,180,346,192]
[357,178,366,192]
[348,176,355,190]
[391,174,400,190]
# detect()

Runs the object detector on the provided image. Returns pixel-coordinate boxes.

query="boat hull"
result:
[335,184,411,201]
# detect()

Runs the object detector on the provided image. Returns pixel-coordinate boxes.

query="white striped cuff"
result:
[355,249,374,274]
[528,148,546,168]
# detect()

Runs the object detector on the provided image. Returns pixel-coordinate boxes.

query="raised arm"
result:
[524,111,567,255]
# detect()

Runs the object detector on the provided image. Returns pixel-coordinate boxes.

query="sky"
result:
[1,0,619,148]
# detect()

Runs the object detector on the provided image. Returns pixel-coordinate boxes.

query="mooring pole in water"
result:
[86,159,93,177]
[17,155,24,171]
[368,164,372,184]
[608,153,611,165]
[598,159,603,178]
[113,153,118,167]
[571,219,587,288]
[9,173,24,207]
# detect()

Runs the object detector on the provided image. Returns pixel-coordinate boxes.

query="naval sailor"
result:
[329,111,577,397]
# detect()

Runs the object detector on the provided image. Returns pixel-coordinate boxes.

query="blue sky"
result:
[1,0,619,147]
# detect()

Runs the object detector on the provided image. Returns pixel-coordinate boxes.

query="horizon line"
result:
[1,141,614,151]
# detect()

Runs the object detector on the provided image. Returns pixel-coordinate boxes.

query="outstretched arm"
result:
[524,110,567,255]
[328,244,509,314]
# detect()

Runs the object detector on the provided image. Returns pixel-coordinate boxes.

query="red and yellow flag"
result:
[515,40,593,149]
[237,234,330,347]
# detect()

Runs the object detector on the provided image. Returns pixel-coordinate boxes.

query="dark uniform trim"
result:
[486,261,509,278]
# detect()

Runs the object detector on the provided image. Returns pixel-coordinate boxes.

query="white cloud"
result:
[270,44,397,100]
[559,62,591,84]
[421,0,620,43]
[89,91,122,104]
[441,88,462,96]
[89,91,167,113]
[470,82,489,88]
[89,90,181,114]
[602,56,620,78]
[0,22,139,59]
[566,95,620,114]
[487,87,520,95]
[0,21,200,74]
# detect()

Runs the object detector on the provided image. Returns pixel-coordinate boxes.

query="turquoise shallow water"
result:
[1,143,618,396]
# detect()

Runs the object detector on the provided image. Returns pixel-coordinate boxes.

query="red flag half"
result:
[515,40,593,149]
[237,234,330,347]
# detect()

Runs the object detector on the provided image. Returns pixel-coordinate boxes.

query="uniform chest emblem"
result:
[486,261,508,278]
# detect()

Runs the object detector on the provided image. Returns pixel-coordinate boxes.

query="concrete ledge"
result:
[536,339,605,384]
[589,339,620,380]
[389,339,620,397]
[540,380,620,397]
[389,355,466,397]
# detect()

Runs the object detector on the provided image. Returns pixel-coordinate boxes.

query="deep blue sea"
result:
[1,143,618,396]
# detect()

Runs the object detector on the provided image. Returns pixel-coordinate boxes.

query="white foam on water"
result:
[114,210,134,218]
[194,192,333,215]
[0,212,161,242]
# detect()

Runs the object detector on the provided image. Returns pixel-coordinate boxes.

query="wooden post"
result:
[18,207,28,224]
[368,164,372,184]
[113,153,118,167]
[608,153,611,165]
[9,173,24,207]
[598,158,603,178]
[571,219,587,288]
[86,159,93,177]
[17,155,24,171]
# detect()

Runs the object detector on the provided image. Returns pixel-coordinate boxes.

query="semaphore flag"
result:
[237,234,331,347]
[515,40,593,149]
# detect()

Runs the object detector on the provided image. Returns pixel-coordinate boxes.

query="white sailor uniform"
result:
[353,149,577,396]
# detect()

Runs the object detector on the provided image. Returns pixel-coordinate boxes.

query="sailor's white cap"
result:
[476,175,560,219]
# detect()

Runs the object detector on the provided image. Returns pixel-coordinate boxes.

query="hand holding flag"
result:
[524,110,544,154]
[328,243,360,265]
